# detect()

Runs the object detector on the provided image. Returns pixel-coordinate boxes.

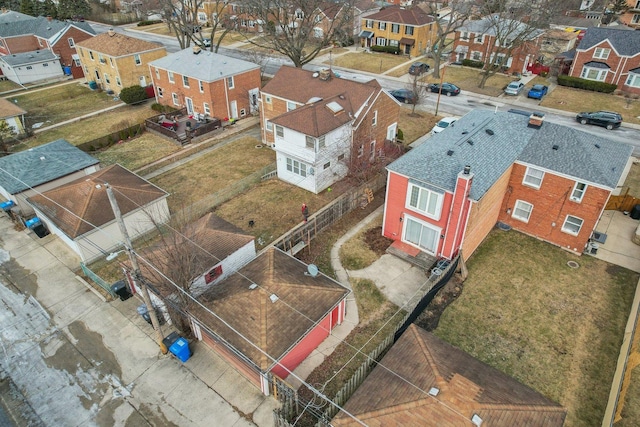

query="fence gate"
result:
[80,262,116,297]
[606,188,640,212]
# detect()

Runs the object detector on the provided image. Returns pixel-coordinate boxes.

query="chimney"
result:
[108,28,115,37]
[192,45,201,54]
[528,112,545,128]
[47,15,52,21]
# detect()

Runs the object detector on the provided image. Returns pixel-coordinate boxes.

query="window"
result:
[625,72,640,88]
[523,167,544,189]
[365,20,373,28]
[42,63,48,67]
[265,95,272,104]
[199,80,204,93]
[405,26,414,35]
[182,75,189,87]
[116,76,121,86]
[324,162,330,169]
[110,58,114,68]
[408,184,442,218]
[168,71,174,83]
[369,140,375,161]
[266,120,273,132]
[562,215,583,235]
[68,37,75,47]
[157,87,163,97]
[287,101,296,111]
[378,22,386,30]
[26,66,32,70]
[155,68,160,79]
[391,24,400,33]
[204,265,222,284]
[286,158,307,177]
[306,135,315,149]
[357,144,364,157]
[134,54,141,65]
[98,54,105,64]
[73,57,81,67]
[512,200,533,222]
[318,135,325,148]
[372,110,378,126]
[227,76,234,88]
[295,9,304,19]
[581,66,607,81]
[104,73,110,84]
[632,14,640,24]
[460,31,469,40]
[571,182,587,202]
[172,93,179,105]
[204,102,210,115]
[389,39,399,48]
[473,34,484,43]
[338,153,345,161]
[472,51,482,61]
[376,37,387,46]
[593,47,610,59]
[89,51,94,60]
[275,125,284,137]
[404,217,439,253]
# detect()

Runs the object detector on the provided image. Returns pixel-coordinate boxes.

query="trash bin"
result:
[169,337,191,362]
[32,224,49,238]
[137,304,152,324]
[162,331,180,350]
[111,280,132,301]
[631,204,640,220]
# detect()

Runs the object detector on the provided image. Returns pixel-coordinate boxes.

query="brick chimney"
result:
[528,112,545,128]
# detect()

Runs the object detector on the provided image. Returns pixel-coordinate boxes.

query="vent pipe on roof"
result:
[463,165,471,175]
[447,150,454,156]
[108,28,115,37]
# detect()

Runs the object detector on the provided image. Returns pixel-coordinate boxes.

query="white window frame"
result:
[306,135,316,150]
[265,95,272,104]
[365,20,373,28]
[199,80,204,93]
[275,125,284,138]
[523,167,544,189]
[104,73,110,84]
[89,51,94,61]
[98,54,105,64]
[625,72,640,88]
[227,76,234,89]
[266,120,273,132]
[593,47,610,59]
[286,101,296,111]
[471,51,482,61]
[68,37,75,47]
[286,157,307,177]
[512,200,533,223]
[116,76,121,87]
[369,140,376,162]
[571,182,587,202]
[182,75,189,88]
[357,144,364,158]
[391,23,400,33]
[372,110,378,126]
[134,54,142,65]
[562,215,583,235]
[172,93,179,106]
[155,67,160,79]
[204,102,210,115]
[376,37,386,46]
[473,34,484,44]
[405,26,414,35]
[580,66,607,81]
[378,22,386,30]
[157,87,163,97]
[406,183,442,219]
[403,215,440,254]
[168,71,175,83]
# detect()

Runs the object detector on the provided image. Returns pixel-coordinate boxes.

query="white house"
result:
[0,50,63,85]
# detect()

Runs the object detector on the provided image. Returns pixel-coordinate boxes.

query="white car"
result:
[431,117,458,135]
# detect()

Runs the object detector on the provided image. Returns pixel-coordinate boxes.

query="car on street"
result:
[431,117,458,135]
[390,89,417,104]
[428,82,460,96]
[196,38,212,47]
[576,111,623,130]
[408,62,430,75]
[527,84,548,100]
[504,81,525,96]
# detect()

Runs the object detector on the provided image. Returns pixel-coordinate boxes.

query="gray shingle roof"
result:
[459,17,544,40]
[149,48,259,82]
[0,49,58,66]
[583,60,610,69]
[0,139,99,194]
[387,110,632,201]
[578,27,640,56]
[0,15,94,39]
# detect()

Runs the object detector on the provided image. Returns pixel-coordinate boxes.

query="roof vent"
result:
[269,294,279,303]
[447,150,454,156]
[307,96,322,104]
[467,140,474,146]
[595,143,601,149]
[552,144,559,150]
[39,156,46,161]
[462,131,469,135]
[471,414,483,426]
[485,129,494,135]
[249,283,258,290]
[428,387,440,396]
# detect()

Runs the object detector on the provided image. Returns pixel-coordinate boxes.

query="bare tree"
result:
[406,72,429,116]
[237,0,355,67]
[0,121,16,156]
[160,0,232,51]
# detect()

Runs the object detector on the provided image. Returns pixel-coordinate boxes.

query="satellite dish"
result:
[307,264,319,277]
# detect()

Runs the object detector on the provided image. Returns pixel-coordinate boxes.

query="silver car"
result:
[504,81,525,96]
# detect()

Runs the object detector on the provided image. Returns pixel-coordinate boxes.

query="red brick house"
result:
[382,110,632,262]
[149,47,261,120]
[261,66,400,193]
[568,27,640,95]
[332,324,567,426]
[451,17,543,74]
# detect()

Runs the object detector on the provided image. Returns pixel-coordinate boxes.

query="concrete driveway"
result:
[593,210,640,273]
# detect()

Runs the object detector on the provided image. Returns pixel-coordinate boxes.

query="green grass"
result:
[329,52,412,74]
[92,133,181,171]
[339,215,383,270]
[435,229,638,427]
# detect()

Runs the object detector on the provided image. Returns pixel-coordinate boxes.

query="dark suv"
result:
[408,62,430,75]
[576,111,622,130]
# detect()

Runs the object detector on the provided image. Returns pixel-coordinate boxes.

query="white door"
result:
[186,97,194,114]
[139,75,146,86]
[404,217,439,254]
[248,88,259,114]
[230,100,238,119]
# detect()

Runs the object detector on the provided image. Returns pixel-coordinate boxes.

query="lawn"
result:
[9,83,119,127]
[0,79,21,93]
[385,56,435,78]
[339,214,384,270]
[12,103,158,151]
[329,52,412,74]
[541,86,640,125]
[438,65,515,97]
[434,229,639,427]
[623,161,640,196]
[92,133,181,171]
[397,107,441,145]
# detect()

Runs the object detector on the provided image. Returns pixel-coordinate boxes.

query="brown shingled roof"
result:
[76,31,164,57]
[190,247,350,371]
[366,5,434,26]
[332,325,566,426]
[271,93,355,137]
[28,164,167,239]
[0,97,26,119]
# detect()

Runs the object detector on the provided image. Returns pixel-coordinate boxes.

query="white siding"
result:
[190,241,256,296]
[0,59,64,85]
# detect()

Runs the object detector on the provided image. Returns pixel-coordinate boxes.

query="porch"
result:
[386,240,437,271]
[145,108,224,146]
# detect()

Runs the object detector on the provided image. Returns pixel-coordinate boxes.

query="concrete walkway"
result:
[593,210,640,273]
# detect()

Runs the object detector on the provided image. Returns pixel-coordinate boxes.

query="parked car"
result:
[408,62,430,75]
[428,82,460,96]
[504,81,525,96]
[527,84,548,100]
[390,89,417,104]
[431,117,458,135]
[576,111,622,130]
[196,38,212,47]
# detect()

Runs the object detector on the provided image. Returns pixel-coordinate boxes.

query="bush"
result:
[151,103,177,113]
[396,128,404,141]
[540,71,548,77]
[557,75,617,93]
[137,20,162,26]
[461,59,484,68]
[371,45,400,54]
[119,86,149,104]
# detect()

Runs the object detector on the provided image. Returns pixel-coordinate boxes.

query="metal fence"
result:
[80,262,116,298]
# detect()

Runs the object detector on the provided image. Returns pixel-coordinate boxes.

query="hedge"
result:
[77,123,144,152]
[120,86,149,104]
[557,75,617,93]
[137,20,163,26]
[461,59,484,68]
[371,45,400,54]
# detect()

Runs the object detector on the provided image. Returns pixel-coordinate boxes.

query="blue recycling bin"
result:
[25,217,41,229]
[169,337,191,362]
[1,200,15,211]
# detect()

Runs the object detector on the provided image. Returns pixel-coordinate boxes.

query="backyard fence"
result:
[606,188,640,212]
[80,262,116,298]
[76,123,144,153]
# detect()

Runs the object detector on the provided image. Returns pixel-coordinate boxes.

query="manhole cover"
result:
[567,261,580,269]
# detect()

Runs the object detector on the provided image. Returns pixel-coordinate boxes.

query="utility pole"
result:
[105,184,168,354]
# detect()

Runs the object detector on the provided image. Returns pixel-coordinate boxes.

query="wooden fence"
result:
[606,189,640,212]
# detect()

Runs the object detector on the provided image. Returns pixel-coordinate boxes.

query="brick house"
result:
[260,66,400,194]
[359,5,436,56]
[149,47,261,120]
[75,30,166,95]
[451,17,543,74]
[382,110,632,262]
[619,0,640,29]
[332,324,567,426]
[568,27,640,94]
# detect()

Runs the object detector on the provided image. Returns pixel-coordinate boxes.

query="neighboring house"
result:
[260,66,400,194]
[149,47,261,120]
[0,50,63,85]
[539,29,579,64]
[75,30,167,94]
[332,324,567,426]
[620,0,640,29]
[359,5,436,56]
[352,0,390,37]
[0,97,27,136]
[197,0,227,25]
[451,17,544,74]
[189,246,349,395]
[0,139,100,216]
[0,15,95,79]
[568,27,640,94]
[27,164,169,263]
[383,110,632,262]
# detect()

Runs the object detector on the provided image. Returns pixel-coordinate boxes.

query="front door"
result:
[139,75,146,86]
[230,100,238,119]
[404,44,411,55]
[185,97,194,114]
